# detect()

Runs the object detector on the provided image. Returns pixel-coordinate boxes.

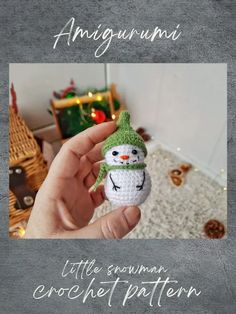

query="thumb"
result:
[63,206,141,239]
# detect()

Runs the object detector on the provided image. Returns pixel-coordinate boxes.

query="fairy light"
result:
[88,92,93,97]
[112,114,116,120]
[223,187,227,191]
[76,98,80,104]
[96,95,102,101]
[91,112,96,118]
[165,147,226,181]
[18,227,25,238]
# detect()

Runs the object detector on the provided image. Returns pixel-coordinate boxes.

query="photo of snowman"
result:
[9,63,227,239]
[93,111,151,207]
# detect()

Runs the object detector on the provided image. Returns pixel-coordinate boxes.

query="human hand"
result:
[25,122,141,239]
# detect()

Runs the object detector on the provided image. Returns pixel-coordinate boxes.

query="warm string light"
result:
[112,114,116,120]
[91,108,96,118]
[75,93,102,104]
[174,148,226,180]
[74,94,107,124]
[220,169,226,177]
[18,227,25,238]
[96,95,102,101]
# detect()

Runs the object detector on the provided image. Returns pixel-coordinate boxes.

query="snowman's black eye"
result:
[132,149,138,155]
[112,151,119,156]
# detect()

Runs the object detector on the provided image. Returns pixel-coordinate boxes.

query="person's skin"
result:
[25,121,141,239]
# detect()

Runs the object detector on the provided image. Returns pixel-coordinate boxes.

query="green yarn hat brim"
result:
[102,111,147,156]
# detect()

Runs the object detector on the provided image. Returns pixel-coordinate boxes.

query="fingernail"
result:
[124,206,141,228]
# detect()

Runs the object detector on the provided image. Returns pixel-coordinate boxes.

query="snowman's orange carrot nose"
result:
[120,155,129,160]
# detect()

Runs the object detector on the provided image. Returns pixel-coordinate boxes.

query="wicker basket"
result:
[9,106,48,229]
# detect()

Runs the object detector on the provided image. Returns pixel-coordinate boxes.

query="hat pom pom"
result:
[117,111,131,129]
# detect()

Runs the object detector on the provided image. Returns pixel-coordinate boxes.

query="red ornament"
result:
[91,109,106,124]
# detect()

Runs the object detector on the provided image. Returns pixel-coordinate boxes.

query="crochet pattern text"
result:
[32,259,201,308]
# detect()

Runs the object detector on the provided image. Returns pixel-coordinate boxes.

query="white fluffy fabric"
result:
[104,144,151,206]
[92,146,227,239]
[105,169,151,206]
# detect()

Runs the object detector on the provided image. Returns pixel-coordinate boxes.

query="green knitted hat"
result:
[102,111,147,157]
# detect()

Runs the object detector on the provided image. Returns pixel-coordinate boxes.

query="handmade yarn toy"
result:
[93,111,151,207]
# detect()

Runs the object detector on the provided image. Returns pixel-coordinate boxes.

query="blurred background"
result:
[9,63,227,239]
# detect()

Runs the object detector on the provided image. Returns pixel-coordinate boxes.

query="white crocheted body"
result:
[105,169,151,207]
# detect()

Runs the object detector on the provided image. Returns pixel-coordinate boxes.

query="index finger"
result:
[64,121,116,156]
[48,121,116,179]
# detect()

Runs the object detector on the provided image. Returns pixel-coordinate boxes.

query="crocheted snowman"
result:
[94,111,151,207]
